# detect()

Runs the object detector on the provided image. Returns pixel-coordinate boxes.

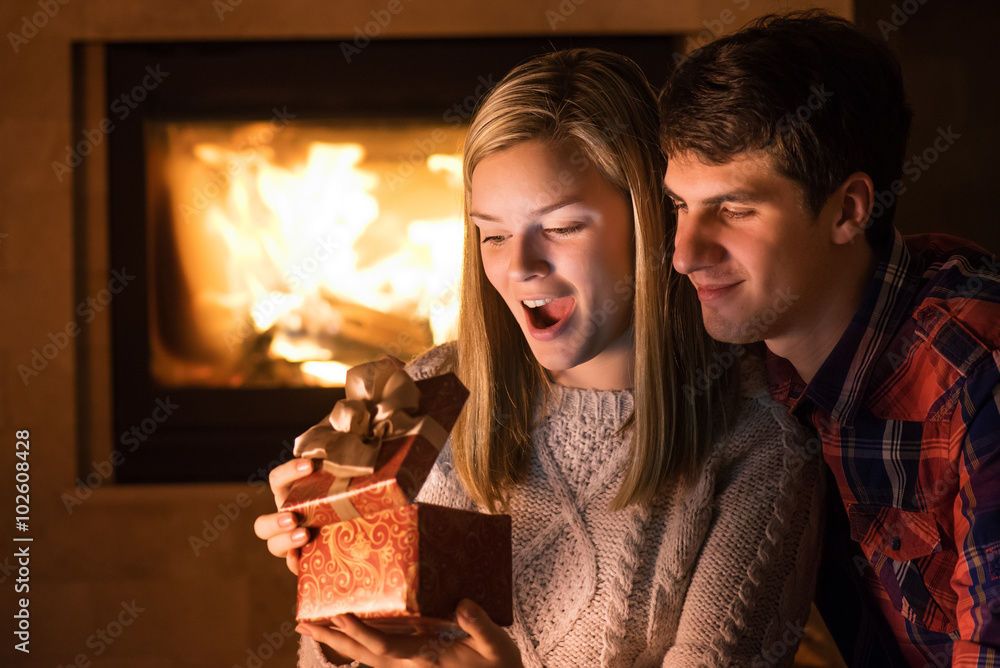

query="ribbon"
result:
[293,358,421,477]
[291,359,449,522]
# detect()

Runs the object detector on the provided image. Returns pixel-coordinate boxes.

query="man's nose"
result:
[672,212,727,275]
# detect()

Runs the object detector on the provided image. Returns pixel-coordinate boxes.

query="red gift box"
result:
[297,503,513,632]
[284,363,512,632]
[282,373,468,526]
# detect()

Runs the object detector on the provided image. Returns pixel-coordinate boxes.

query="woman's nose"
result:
[508,233,551,282]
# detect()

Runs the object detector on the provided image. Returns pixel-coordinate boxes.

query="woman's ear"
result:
[830,171,875,246]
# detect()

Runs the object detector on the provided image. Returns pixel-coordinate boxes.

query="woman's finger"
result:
[268,458,316,507]
[456,599,522,666]
[329,614,397,659]
[285,548,301,576]
[265,527,310,559]
[253,511,299,540]
[455,600,500,655]
[296,622,378,666]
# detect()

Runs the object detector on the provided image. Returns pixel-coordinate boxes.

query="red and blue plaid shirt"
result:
[768,231,1000,667]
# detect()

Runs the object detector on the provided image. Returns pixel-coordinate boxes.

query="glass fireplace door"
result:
[147,119,464,389]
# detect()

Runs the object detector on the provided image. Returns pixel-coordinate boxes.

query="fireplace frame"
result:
[103,35,679,483]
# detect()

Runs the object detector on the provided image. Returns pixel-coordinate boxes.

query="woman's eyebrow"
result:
[469,211,499,222]
[470,196,585,222]
[530,196,584,217]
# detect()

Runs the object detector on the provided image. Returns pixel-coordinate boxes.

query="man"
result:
[659,10,1000,667]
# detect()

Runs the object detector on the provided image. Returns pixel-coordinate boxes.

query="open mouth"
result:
[522,296,575,332]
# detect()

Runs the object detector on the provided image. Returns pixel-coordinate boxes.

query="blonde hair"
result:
[455,49,737,512]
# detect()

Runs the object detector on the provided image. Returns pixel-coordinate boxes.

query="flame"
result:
[300,361,351,386]
[156,121,465,387]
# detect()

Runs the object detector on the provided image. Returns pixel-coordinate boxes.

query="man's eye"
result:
[722,208,753,220]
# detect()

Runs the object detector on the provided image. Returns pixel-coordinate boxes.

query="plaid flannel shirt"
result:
[768,231,1000,667]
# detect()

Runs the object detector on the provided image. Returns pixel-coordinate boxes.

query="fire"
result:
[151,121,466,387]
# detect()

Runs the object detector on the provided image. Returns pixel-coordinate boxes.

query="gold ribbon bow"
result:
[293,359,421,477]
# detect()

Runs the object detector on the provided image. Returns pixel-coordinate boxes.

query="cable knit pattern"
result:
[298,342,824,668]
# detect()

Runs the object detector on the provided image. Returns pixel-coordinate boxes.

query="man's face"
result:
[664,151,830,346]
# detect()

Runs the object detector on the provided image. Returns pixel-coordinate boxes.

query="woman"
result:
[256,49,823,668]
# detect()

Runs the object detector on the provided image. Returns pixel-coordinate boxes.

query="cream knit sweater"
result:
[299,343,823,668]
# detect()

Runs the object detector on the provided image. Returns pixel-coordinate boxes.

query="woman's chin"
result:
[523,342,577,375]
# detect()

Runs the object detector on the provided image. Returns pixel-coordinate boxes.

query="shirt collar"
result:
[768,229,921,425]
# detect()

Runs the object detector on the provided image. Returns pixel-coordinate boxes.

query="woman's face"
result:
[470,140,635,389]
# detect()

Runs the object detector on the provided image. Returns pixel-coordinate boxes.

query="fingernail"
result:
[296,624,313,637]
[292,528,308,542]
[296,459,313,473]
[458,601,477,622]
[278,514,295,528]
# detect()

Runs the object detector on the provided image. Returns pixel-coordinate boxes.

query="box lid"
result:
[282,369,468,525]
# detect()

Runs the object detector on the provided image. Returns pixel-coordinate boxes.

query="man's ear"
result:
[829,172,874,246]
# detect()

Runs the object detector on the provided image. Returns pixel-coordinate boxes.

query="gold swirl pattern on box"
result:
[297,505,421,621]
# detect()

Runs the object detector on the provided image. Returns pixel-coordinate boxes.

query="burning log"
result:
[308,291,434,366]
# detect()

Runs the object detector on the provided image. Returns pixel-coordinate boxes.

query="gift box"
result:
[282,372,468,526]
[297,503,513,632]
[284,360,513,632]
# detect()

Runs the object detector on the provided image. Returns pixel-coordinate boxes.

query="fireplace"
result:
[104,36,678,483]
[146,118,464,389]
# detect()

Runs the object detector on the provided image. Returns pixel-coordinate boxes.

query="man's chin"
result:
[702,318,760,345]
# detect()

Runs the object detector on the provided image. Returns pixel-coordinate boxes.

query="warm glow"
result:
[301,361,352,386]
[149,121,466,387]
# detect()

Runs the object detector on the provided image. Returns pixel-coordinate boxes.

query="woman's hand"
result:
[253,457,316,574]
[254,355,408,575]
[296,600,523,668]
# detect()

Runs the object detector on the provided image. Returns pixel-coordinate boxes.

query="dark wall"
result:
[854,0,1000,254]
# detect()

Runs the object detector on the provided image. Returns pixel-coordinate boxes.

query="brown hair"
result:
[455,48,738,512]
[659,10,912,250]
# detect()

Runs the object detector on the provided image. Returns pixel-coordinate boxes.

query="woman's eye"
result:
[545,225,581,236]
[480,234,506,246]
